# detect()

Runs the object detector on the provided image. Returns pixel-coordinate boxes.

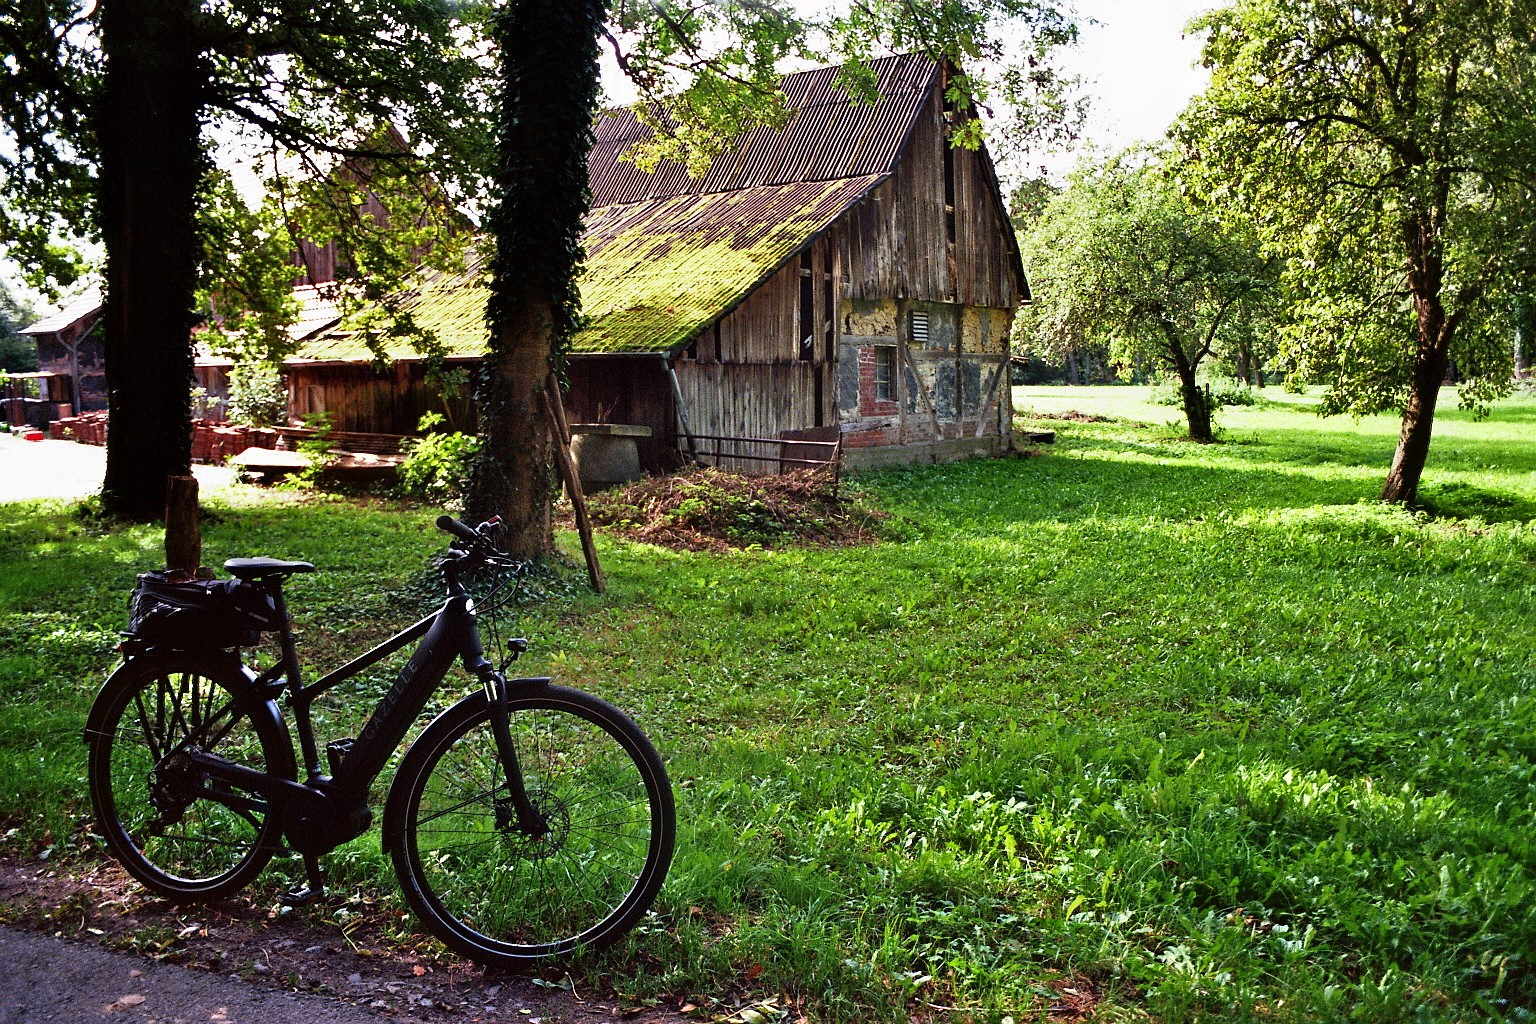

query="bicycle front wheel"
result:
[86,654,290,901]
[384,685,675,966]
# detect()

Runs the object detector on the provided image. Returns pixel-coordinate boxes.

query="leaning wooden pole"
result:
[543,375,605,594]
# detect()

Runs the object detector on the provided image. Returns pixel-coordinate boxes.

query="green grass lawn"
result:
[3,387,1536,1022]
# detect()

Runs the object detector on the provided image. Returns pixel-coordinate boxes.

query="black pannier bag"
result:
[126,571,282,649]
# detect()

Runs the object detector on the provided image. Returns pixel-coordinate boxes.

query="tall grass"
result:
[2,387,1534,1021]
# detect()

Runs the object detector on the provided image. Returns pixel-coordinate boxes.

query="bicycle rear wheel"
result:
[86,654,289,901]
[384,685,674,966]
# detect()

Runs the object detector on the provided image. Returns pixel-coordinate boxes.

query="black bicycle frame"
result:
[296,594,484,797]
[180,581,547,878]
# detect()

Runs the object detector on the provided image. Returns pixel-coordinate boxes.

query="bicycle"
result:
[82,515,675,966]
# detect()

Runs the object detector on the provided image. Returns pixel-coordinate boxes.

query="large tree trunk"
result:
[98,0,205,521]
[1383,212,1453,505]
[1382,320,1451,505]
[466,0,605,557]
[467,285,557,556]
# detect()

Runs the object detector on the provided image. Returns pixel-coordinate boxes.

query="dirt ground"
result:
[0,856,695,1024]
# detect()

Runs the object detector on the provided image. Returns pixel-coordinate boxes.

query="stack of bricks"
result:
[51,412,108,445]
[191,421,256,465]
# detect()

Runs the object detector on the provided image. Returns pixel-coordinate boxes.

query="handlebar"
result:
[436,515,482,545]
[436,516,507,582]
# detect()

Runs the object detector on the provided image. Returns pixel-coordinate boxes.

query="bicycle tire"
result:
[86,654,290,901]
[384,685,675,965]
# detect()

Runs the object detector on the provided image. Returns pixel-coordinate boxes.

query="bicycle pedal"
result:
[281,853,327,907]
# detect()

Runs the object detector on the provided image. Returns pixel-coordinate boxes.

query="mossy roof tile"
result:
[294,174,886,361]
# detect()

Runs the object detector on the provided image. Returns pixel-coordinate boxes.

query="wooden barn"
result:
[292,53,1029,471]
[19,288,105,415]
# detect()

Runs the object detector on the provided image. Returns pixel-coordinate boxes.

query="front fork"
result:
[471,639,549,839]
[483,674,549,839]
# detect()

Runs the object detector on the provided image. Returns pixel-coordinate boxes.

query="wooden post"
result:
[164,475,200,574]
[543,375,605,594]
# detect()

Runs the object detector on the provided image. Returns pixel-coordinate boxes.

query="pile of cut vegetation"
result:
[1037,409,1112,423]
[585,467,887,552]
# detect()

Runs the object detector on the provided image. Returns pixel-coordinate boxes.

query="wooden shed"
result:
[294,53,1029,470]
[19,289,105,415]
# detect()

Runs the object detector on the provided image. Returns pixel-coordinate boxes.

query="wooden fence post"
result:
[165,475,201,574]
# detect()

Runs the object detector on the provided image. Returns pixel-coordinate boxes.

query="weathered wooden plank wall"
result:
[287,360,475,434]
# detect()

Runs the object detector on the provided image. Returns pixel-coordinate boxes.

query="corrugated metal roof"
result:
[294,258,489,362]
[19,288,103,336]
[576,175,888,353]
[296,174,889,362]
[590,53,937,206]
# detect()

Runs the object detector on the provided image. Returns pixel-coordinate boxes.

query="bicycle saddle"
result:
[223,557,317,581]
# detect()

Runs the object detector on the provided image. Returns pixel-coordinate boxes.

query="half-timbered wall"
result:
[33,323,106,413]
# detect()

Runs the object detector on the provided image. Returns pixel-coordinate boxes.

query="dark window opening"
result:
[799,250,815,361]
[874,346,894,402]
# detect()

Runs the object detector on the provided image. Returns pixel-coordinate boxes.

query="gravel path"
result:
[0,924,394,1024]
[0,433,234,503]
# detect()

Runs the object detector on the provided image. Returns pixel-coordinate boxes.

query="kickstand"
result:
[281,852,326,906]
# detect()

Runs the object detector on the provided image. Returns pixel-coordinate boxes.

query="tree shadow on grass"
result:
[1417,481,1536,525]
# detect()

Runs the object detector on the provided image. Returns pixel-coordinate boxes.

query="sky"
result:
[1047,0,1216,174]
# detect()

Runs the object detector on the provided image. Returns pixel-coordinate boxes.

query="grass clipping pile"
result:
[586,467,887,552]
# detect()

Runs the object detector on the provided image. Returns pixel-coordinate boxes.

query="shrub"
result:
[1149,374,1256,408]
[399,412,481,505]
[227,360,287,427]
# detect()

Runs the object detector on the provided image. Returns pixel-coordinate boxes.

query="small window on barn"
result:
[874,346,895,402]
[909,309,931,346]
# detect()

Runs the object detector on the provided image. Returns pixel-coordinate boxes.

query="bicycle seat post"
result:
[224,558,323,778]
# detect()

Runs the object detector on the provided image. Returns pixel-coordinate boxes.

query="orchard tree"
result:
[1,0,492,520]
[1181,0,1536,503]
[1019,152,1278,441]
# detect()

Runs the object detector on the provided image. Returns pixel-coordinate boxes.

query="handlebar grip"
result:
[436,515,480,543]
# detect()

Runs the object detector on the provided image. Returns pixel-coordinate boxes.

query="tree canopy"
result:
[1019,151,1279,441]
[1180,0,1536,502]
[1,0,495,518]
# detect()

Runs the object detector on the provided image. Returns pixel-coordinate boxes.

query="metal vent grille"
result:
[909,310,930,345]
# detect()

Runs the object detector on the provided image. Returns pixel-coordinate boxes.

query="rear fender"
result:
[82,652,295,780]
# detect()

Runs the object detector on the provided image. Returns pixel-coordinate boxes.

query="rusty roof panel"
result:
[591,53,938,207]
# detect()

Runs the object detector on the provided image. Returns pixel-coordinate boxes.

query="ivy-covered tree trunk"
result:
[1178,375,1213,443]
[466,0,605,556]
[98,0,205,521]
